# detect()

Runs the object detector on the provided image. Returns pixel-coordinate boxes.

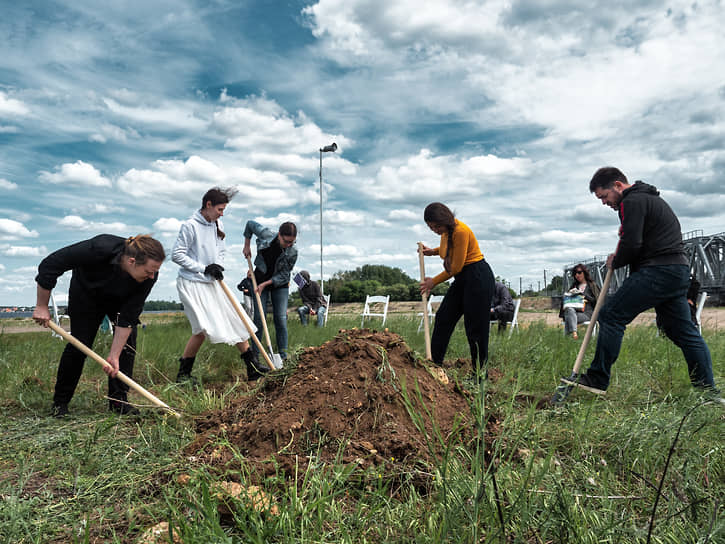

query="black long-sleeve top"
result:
[35,234,158,327]
[612,181,688,271]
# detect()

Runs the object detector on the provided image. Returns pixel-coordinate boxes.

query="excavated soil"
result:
[187,329,491,480]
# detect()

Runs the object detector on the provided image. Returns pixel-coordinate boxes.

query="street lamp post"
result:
[319,142,337,294]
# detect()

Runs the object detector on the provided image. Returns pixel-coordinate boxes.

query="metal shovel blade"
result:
[270,352,284,370]
[550,373,578,405]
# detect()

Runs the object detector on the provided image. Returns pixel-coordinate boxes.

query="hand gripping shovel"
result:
[417,242,432,360]
[219,280,278,371]
[46,321,180,417]
[550,266,613,405]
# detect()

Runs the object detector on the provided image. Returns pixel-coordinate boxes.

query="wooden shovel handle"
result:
[571,267,613,375]
[46,321,180,417]
[219,280,276,370]
[417,242,432,360]
[245,255,274,353]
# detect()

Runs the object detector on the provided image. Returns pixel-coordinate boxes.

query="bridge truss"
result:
[563,230,725,305]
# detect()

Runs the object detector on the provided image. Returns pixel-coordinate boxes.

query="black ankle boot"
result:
[176,356,197,384]
[242,350,268,381]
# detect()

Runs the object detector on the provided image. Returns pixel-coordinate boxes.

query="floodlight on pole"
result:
[319,142,337,294]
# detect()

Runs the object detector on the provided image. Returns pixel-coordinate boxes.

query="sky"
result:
[1,0,725,306]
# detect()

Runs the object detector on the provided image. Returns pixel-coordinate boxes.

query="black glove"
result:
[204,263,224,280]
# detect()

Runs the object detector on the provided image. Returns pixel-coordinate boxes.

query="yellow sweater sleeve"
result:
[432,220,483,285]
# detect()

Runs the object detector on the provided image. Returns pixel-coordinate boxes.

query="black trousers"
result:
[431,259,495,371]
[54,305,136,405]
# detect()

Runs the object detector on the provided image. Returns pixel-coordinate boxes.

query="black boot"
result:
[242,350,268,381]
[176,356,198,385]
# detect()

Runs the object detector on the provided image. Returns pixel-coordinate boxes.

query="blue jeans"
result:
[252,286,289,359]
[586,264,715,390]
[298,305,326,326]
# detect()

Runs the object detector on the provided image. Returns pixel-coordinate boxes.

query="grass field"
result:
[1,314,723,543]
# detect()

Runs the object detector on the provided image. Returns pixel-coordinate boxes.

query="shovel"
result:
[46,321,181,417]
[245,255,284,370]
[550,266,613,405]
[219,280,278,371]
[417,242,432,360]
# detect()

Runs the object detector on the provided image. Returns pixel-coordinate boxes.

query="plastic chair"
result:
[50,292,70,338]
[323,294,331,326]
[491,298,521,336]
[417,294,444,333]
[361,295,390,327]
[695,291,707,335]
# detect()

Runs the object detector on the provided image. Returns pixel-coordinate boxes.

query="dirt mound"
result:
[188,329,475,478]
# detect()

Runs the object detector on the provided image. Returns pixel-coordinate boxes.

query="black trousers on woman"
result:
[431,259,495,372]
[54,300,137,405]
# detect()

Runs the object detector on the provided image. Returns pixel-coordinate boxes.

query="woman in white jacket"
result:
[172,188,264,383]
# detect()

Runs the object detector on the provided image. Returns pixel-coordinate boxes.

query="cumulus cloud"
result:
[39,161,112,188]
[361,149,532,203]
[58,215,128,232]
[153,217,184,234]
[1,245,47,257]
[211,93,351,154]
[0,178,18,190]
[0,91,30,116]
[0,218,39,240]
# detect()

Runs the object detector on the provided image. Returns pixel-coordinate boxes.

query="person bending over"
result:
[33,234,165,417]
[419,202,495,378]
[563,167,718,396]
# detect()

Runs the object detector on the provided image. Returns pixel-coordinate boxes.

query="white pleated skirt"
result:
[177,277,256,345]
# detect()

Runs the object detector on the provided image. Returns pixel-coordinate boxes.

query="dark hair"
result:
[201,187,237,209]
[123,234,166,264]
[570,263,600,298]
[201,187,237,240]
[589,167,628,193]
[424,202,456,272]
[279,222,297,238]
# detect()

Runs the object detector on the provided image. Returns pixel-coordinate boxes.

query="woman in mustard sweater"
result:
[419,202,495,376]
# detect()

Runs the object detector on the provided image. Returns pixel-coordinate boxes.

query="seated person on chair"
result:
[296,270,327,326]
[560,263,600,339]
[490,281,514,333]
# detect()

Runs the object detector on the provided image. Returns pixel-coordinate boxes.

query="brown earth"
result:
[186,328,498,483]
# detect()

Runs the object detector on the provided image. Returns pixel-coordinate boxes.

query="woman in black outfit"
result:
[33,234,165,417]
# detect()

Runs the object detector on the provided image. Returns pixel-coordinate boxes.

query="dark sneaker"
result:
[560,373,606,395]
[109,399,140,415]
[51,403,69,418]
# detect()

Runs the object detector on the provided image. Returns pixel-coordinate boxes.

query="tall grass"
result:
[0,314,722,543]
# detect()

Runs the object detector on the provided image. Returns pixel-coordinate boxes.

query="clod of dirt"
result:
[213,482,279,516]
[187,329,474,477]
[138,522,181,544]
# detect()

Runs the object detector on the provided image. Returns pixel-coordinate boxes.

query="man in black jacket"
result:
[563,167,718,395]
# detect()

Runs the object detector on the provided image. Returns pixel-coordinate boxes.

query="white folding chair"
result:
[695,291,707,335]
[508,298,521,336]
[491,298,521,334]
[50,292,70,338]
[417,294,444,333]
[361,295,390,327]
[323,294,331,326]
